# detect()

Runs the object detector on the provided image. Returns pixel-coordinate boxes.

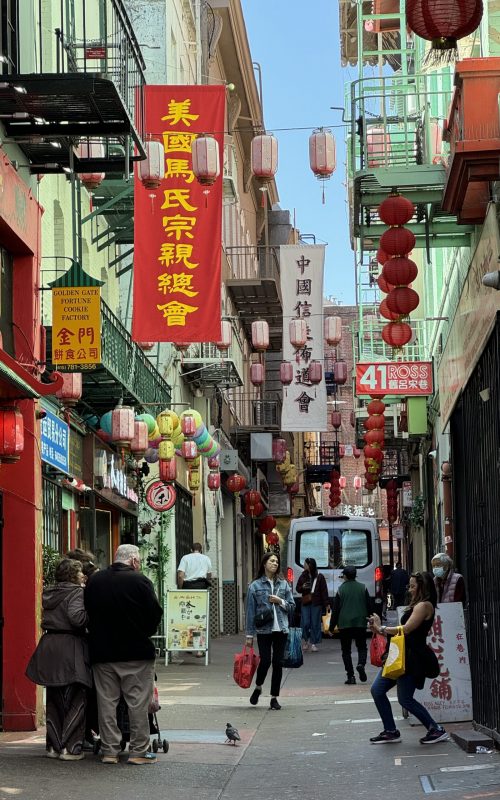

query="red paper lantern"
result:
[339,476,347,489]
[377,248,389,266]
[251,133,278,180]
[77,139,105,190]
[159,458,177,482]
[250,362,265,386]
[289,318,308,348]
[208,455,220,470]
[380,226,416,257]
[379,194,414,226]
[364,415,385,431]
[354,476,362,490]
[254,501,265,516]
[272,438,287,463]
[130,420,149,459]
[308,360,323,384]
[111,404,135,448]
[333,361,348,385]
[386,287,420,316]
[258,515,277,533]
[226,473,246,495]
[368,400,386,416]
[353,447,362,459]
[181,414,197,437]
[207,472,221,491]
[251,320,270,351]
[265,531,279,546]
[216,320,232,352]
[309,128,337,178]
[192,134,220,186]
[0,406,24,462]
[383,256,418,287]
[245,490,261,512]
[377,273,394,294]
[55,372,82,408]
[280,361,293,386]
[379,298,401,321]
[406,0,483,52]
[364,444,384,462]
[331,411,342,429]
[324,316,342,346]
[139,140,164,189]
[364,429,385,446]
[382,322,413,347]
[182,440,198,460]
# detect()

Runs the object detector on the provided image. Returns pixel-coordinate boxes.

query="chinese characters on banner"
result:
[356,361,433,396]
[413,602,472,723]
[280,245,328,432]
[132,86,225,343]
[166,590,209,655]
[51,287,101,370]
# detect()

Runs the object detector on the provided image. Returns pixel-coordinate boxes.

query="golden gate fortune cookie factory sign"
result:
[49,262,103,371]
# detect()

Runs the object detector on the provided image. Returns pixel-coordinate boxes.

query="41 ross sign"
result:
[356,361,433,396]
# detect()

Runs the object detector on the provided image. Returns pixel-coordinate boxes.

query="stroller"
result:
[93,681,169,755]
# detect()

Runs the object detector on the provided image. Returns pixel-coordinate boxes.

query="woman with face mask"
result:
[431,553,466,605]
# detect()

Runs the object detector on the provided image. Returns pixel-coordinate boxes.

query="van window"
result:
[297,527,372,569]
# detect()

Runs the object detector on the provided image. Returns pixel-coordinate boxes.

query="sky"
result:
[240,0,357,305]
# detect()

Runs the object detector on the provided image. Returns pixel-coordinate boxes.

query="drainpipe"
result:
[441,461,454,559]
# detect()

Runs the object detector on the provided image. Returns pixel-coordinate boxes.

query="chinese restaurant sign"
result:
[166,590,209,654]
[40,407,69,473]
[280,245,327,432]
[51,287,101,370]
[356,361,433,396]
[132,85,225,343]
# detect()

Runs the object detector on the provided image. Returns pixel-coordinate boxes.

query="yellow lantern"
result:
[159,439,175,460]
[188,468,201,491]
[157,411,174,437]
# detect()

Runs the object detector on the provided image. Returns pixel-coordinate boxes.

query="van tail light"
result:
[287,567,293,584]
[374,566,383,597]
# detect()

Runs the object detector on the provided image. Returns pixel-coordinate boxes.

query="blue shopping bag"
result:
[282,626,303,668]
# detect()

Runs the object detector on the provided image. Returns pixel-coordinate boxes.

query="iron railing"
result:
[225,246,281,282]
[252,400,279,427]
[352,316,431,364]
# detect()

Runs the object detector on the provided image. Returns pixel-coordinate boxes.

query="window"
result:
[297,527,371,569]
[42,477,62,552]
[0,0,18,75]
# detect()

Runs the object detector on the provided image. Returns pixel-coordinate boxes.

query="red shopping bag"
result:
[148,686,160,714]
[370,632,388,667]
[233,644,260,689]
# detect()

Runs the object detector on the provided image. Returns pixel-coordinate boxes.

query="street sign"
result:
[40,408,69,473]
[145,480,176,511]
[356,361,433,396]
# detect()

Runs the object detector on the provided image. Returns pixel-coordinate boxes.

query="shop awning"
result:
[0,349,64,400]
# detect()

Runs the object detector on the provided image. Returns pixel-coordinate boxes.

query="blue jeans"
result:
[371,670,438,732]
[301,604,322,645]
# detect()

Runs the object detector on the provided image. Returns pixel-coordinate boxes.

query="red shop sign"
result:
[145,480,177,512]
[356,361,433,396]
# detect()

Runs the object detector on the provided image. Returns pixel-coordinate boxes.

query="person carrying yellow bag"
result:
[368,571,449,746]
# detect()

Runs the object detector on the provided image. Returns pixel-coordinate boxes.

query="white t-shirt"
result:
[177,552,212,581]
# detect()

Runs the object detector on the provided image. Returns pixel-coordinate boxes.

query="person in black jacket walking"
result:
[330,566,372,684]
[84,544,162,765]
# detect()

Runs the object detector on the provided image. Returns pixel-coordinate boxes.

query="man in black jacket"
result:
[85,544,162,765]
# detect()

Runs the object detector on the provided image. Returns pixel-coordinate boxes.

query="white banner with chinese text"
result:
[280,245,328,432]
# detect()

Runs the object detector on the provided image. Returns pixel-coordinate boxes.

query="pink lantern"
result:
[130,420,149,459]
[138,342,155,351]
[339,476,347,489]
[55,372,82,408]
[333,361,348,385]
[251,320,269,351]
[216,320,232,352]
[280,361,293,386]
[207,455,220,470]
[181,414,196,437]
[354,476,362,491]
[191,134,220,186]
[111,404,135,448]
[289,318,308,348]
[272,438,287,463]
[139,140,164,189]
[250,362,264,386]
[251,133,278,180]
[160,458,177,482]
[339,444,346,458]
[309,128,336,178]
[324,316,342,346]
[366,127,391,168]
[353,447,362,459]
[207,472,221,491]
[77,139,105,190]
[308,360,322,384]
[331,411,342,429]
[182,440,198,460]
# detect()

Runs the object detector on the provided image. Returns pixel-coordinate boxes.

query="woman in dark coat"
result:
[296,557,329,652]
[26,558,92,760]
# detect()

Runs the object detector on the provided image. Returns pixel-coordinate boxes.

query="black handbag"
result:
[254,607,274,628]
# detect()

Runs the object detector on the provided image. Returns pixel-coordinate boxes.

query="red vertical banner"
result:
[132,85,225,343]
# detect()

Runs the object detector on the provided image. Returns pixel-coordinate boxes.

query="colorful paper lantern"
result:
[55,372,82,407]
[130,421,149,459]
[159,458,177,482]
[191,134,220,186]
[111,404,135,448]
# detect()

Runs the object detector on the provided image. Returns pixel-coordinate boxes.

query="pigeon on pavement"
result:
[225,722,241,745]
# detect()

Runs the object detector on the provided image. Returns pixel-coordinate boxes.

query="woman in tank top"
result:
[368,571,449,745]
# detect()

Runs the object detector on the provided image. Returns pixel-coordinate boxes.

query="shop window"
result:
[120,514,137,545]
[42,477,62,552]
[80,508,111,569]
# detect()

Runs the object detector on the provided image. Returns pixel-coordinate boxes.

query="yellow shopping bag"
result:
[381,626,405,679]
[322,606,332,634]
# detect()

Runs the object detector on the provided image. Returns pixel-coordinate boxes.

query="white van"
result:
[286,515,384,614]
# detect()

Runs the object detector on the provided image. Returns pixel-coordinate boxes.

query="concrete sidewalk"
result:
[1,633,498,800]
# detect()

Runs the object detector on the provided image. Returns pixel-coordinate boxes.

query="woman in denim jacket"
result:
[245,552,295,710]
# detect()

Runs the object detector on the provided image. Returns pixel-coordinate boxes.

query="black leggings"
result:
[255,632,287,696]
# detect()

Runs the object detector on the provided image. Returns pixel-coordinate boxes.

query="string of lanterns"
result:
[363,398,386,490]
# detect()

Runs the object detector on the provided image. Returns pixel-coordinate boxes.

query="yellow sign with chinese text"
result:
[166,590,209,652]
[51,287,101,370]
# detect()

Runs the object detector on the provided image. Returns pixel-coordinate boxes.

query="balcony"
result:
[225,246,283,350]
[354,406,417,451]
[1,0,146,175]
[443,58,500,224]
[353,317,430,364]
[303,441,340,484]
[45,300,171,414]
[180,342,243,391]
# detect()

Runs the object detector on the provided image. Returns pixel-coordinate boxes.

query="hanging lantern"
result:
[207,455,220,470]
[130,420,149,460]
[280,361,293,386]
[377,248,389,266]
[380,226,416,257]
[366,127,391,168]
[226,473,247,495]
[244,490,262,516]
[207,472,221,492]
[353,447,362,459]
[191,134,220,186]
[77,139,105,190]
[250,362,265,386]
[251,320,270,351]
[324,316,342,346]
[406,0,483,54]
[251,133,278,180]
[378,193,414,226]
[364,429,385,446]
[266,531,279,546]
[216,320,232,352]
[160,458,177,483]
[157,411,175,437]
[308,360,323,384]
[354,476,362,491]
[182,440,198,460]
[364,415,385,431]
[159,439,175,460]
[309,128,336,178]
[386,287,420,316]
[253,500,265,516]
[111,404,135,448]
[331,411,342,429]
[339,444,346,458]
[368,399,386,415]
[139,139,165,189]
[138,342,155,351]
[377,274,394,294]
[181,414,197,437]
[339,476,347,490]
[55,372,82,408]
[0,406,24,463]
[383,256,418,287]
[272,438,287,463]
[382,321,413,347]
[364,444,384,462]
[289,318,308,348]
[333,361,348,385]
[258,515,277,533]
[379,298,401,322]
[287,482,299,496]
[188,468,201,491]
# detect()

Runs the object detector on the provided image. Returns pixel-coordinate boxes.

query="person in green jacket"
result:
[330,566,372,685]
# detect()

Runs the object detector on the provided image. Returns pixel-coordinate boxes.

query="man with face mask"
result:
[431,553,466,605]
